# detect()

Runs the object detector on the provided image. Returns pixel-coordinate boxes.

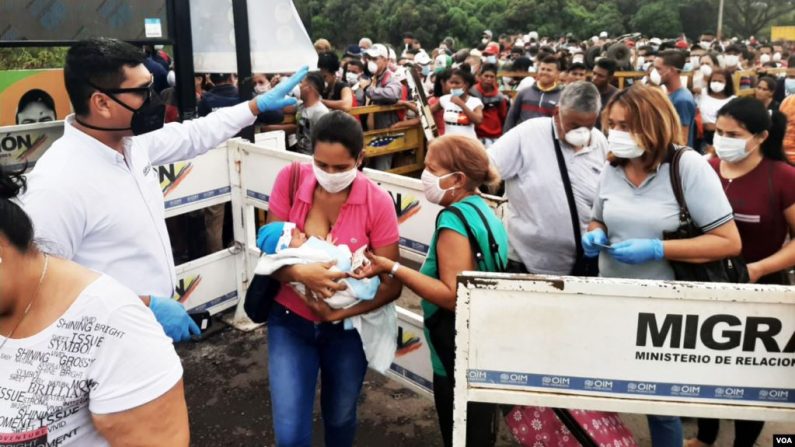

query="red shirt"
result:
[268,163,400,321]
[429,96,445,135]
[709,157,795,263]
[472,83,508,139]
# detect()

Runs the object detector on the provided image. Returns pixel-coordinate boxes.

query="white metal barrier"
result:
[452,273,795,446]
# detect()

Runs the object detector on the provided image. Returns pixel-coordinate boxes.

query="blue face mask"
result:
[683,62,693,72]
[451,88,465,97]
[422,65,431,77]
[786,78,795,96]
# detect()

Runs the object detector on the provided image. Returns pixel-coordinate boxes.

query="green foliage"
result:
[0,47,68,70]
[293,0,790,49]
[629,2,683,37]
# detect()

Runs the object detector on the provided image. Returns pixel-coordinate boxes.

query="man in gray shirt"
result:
[489,82,608,275]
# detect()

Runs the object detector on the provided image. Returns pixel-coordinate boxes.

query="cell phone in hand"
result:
[189,311,212,333]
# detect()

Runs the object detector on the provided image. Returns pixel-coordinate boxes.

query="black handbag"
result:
[662,147,749,283]
[243,162,302,323]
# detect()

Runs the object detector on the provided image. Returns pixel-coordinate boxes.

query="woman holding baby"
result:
[264,111,402,447]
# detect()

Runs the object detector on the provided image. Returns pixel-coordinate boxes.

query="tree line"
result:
[294,0,794,50]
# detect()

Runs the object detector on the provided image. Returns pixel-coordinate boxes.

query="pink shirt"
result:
[269,163,400,321]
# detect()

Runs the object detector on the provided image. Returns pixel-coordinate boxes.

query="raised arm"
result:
[140,67,308,166]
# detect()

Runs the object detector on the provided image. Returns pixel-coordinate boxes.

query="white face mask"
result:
[484,55,497,64]
[714,134,752,163]
[367,61,379,75]
[700,41,712,50]
[608,130,645,159]
[313,163,358,193]
[700,64,713,77]
[649,68,663,86]
[345,72,359,84]
[724,54,740,67]
[710,81,726,93]
[562,122,591,147]
[689,56,700,68]
[773,52,782,62]
[760,54,771,64]
[421,169,458,204]
[254,83,270,94]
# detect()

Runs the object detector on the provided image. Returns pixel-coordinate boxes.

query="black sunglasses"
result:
[88,77,155,100]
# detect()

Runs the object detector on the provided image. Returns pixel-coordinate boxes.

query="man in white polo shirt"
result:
[21,38,307,342]
[489,81,608,275]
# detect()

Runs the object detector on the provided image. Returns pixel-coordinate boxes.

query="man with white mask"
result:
[488,81,608,275]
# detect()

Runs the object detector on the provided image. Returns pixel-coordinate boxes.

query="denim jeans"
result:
[647,415,683,447]
[267,302,368,447]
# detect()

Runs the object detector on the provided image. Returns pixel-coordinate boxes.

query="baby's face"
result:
[289,227,307,248]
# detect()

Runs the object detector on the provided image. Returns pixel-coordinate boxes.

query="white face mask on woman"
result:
[714,134,753,163]
[313,163,358,193]
[421,169,459,204]
[607,130,645,159]
[710,81,726,93]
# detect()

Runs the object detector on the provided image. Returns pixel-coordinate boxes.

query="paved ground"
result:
[177,322,793,447]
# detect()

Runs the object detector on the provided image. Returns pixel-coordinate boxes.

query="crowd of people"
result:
[0,26,794,447]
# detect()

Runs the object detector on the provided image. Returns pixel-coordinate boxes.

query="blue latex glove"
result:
[609,239,665,265]
[581,228,609,258]
[149,296,201,343]
[255,66,309,112]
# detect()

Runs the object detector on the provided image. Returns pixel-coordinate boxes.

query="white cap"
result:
[599,31,608,38]
[167,70,176,87]
[387,47,397,62]
[528,31,539,41]
[365,43,389,59]
[591,36,599,43]
[650,37,662,45]
[414,51,431,65]
[515,39,525,47]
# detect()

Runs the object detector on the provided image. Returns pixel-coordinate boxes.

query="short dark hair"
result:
[480,63,498,75]
[317,52,341,74]
[726,44,744,54]
[209,73,233,84]
[304,71,325,95]
[433,68,452,97]
[596,58,617,75]
[311,111,364,159]
[569,62,587,72]
[539,55,560,70]
[64,37,146,116]
[718,97,787,162]
[659,49,686,70]
[16,89,55,123]
[510,56,532,72]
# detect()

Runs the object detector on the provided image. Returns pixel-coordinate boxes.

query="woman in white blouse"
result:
[698,68,735,154]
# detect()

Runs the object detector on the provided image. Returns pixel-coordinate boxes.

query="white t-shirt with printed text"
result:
[0,275,182,447]
[439,95,483,139]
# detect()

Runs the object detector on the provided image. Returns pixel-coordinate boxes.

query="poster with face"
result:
[0,69,72,126]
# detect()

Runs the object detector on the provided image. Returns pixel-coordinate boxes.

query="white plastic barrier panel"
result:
[452,273,795,446]
[0,121,64,170]
[160,145,232,217]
